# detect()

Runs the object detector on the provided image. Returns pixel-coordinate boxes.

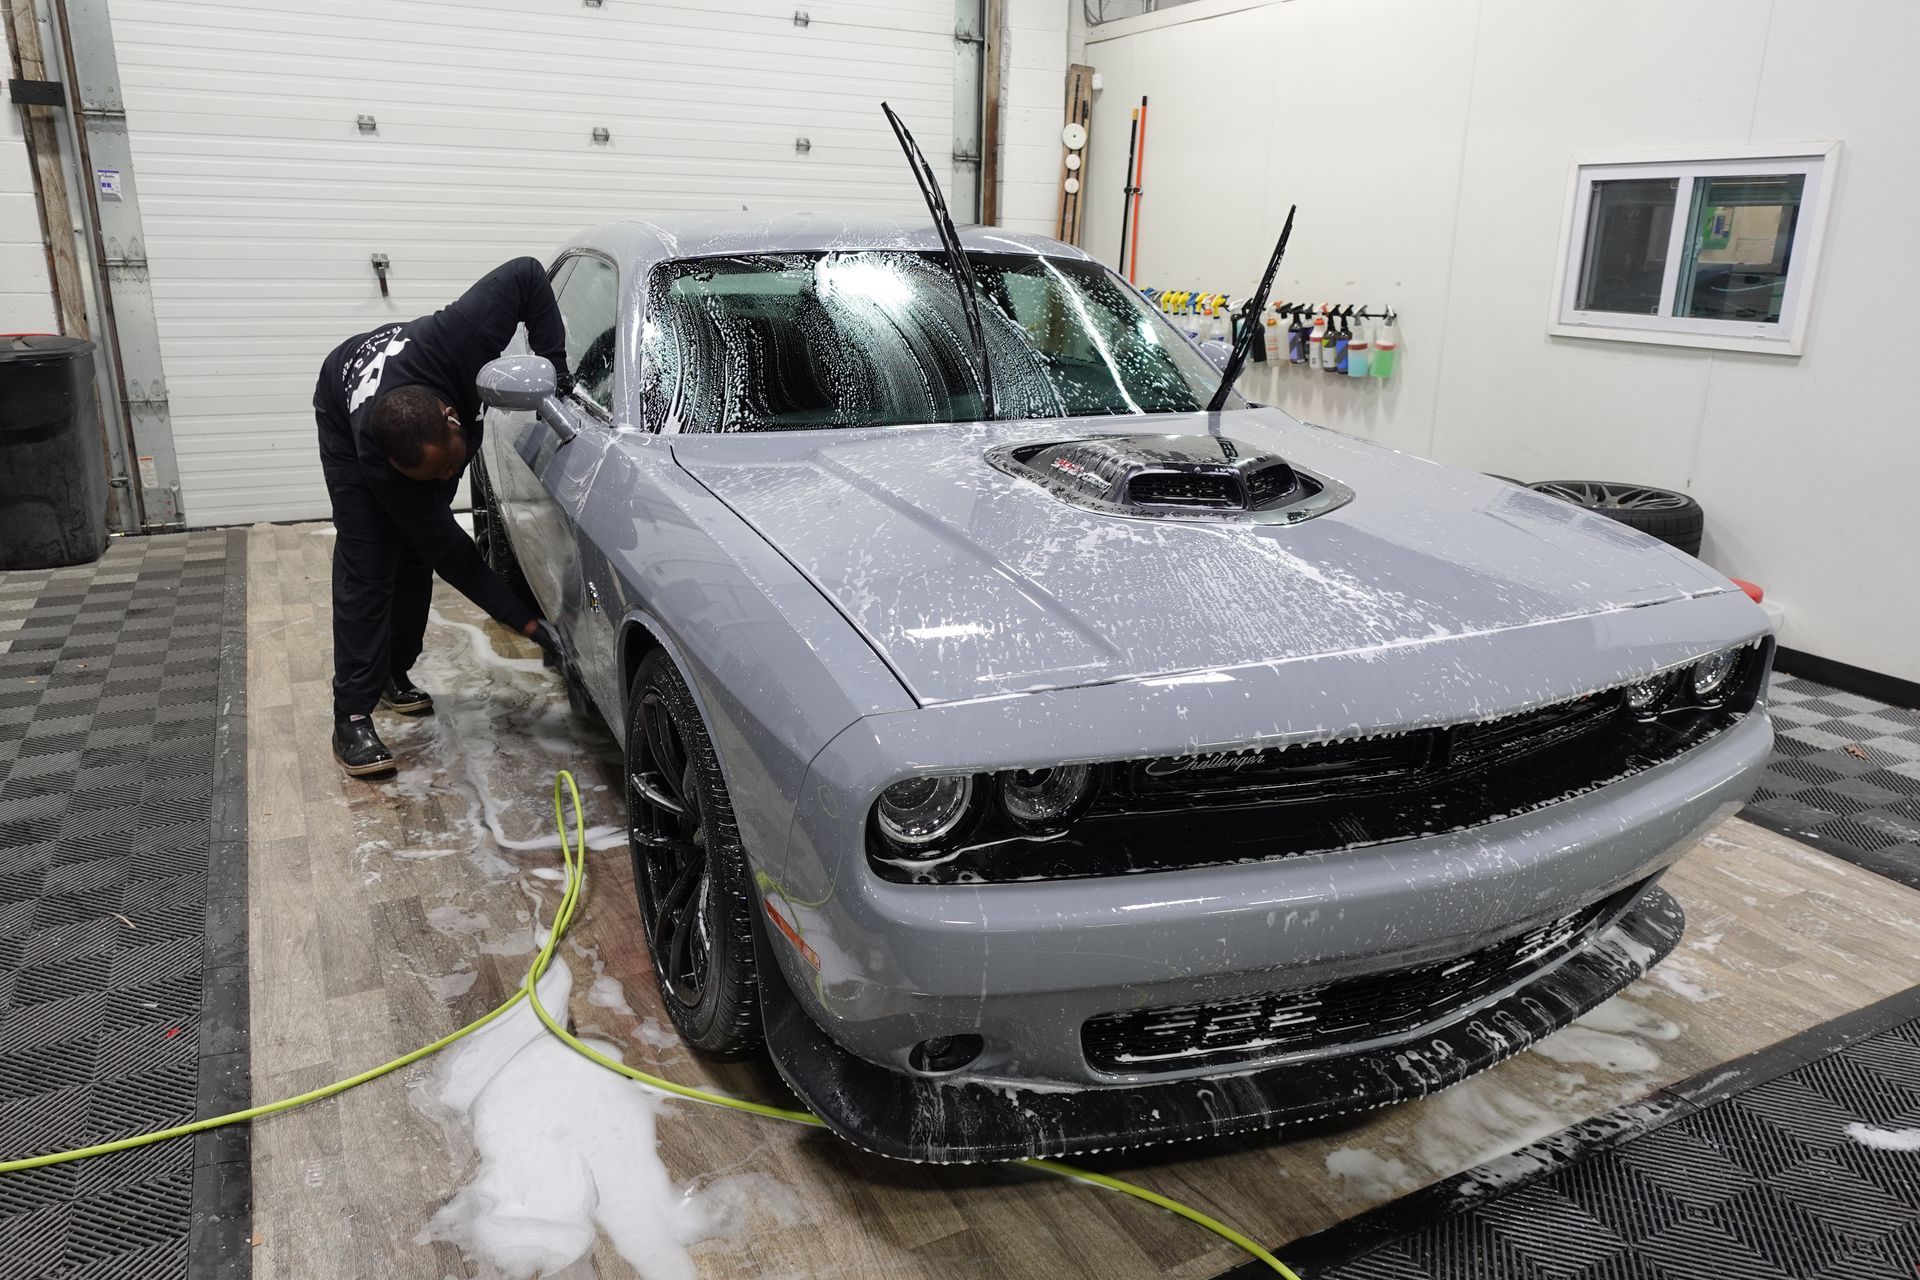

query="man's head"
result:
[371,385,467,482]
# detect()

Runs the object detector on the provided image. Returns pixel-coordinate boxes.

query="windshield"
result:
[639,250,1239,432]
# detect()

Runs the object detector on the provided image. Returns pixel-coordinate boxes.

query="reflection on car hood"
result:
[669,408,1730,705]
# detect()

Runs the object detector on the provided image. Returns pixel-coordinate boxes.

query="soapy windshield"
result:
[639,250,1238,432]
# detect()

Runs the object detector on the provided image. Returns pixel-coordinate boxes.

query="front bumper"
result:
[762,706,1769,1085]
[763,882,1686,1162]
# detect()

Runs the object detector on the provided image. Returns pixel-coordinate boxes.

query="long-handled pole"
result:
[1116,107,1140,276]
[1127,96,1148,284]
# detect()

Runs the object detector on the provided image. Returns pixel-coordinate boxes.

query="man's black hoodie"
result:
[314,257,567,631]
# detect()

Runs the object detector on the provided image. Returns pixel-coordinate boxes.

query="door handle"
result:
[537,393,579,445]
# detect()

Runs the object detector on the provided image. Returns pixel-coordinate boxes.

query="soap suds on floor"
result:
[1650,954,1723,1003]
[422,957,777,1280]
[1573,994,1682,1042]
[1844,1122,1920,1152]
[1531,1026,1662,1075]
[1324,1147,1419,1201]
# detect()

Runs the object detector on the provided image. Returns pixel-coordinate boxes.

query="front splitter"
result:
[759,885,1685,1163]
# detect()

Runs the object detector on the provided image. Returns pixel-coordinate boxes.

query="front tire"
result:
[625,651,763,1056]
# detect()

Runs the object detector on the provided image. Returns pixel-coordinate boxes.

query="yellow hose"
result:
[1,770,1300,1280]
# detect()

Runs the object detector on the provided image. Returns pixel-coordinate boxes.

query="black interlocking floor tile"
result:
[1796,786,1885,817]
[1743,674,1920,889]
[0,531,245,1280]
[1291,1012,1920,1280]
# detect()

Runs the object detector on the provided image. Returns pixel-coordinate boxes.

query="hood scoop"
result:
[987,434,1354,524]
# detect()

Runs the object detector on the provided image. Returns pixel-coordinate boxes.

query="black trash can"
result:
[0,335,110,570]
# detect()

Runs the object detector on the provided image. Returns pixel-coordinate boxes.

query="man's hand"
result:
[524,617,569,669]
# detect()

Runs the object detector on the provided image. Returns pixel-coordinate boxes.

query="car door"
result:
[493,252,619,621]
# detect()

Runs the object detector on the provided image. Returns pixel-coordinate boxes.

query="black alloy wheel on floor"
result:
[1527,479,1705,556]
[625,650,764,1055]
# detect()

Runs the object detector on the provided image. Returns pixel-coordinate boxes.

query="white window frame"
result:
[1549,142,1840,356]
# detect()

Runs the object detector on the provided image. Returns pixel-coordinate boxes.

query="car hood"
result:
[670,409,1731,705]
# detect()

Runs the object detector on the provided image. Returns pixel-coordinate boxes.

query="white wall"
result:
[2,18,59,333]
[996,0,1071,235]
[1074,0,1920,684]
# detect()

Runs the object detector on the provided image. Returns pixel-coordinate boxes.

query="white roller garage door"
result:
[109,0,960,525]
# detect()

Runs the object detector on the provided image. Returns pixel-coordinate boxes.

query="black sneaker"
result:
[379,675,434,716]
[333,714,396,777]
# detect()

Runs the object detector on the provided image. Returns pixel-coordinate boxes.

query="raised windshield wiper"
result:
[1206,205,1297,414]
[880,102,997,420]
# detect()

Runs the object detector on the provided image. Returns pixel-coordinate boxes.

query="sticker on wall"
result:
[96,168,122,201]
[137,455,158,488]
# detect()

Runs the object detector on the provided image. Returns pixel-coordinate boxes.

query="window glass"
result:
[555,255,619,411]
[1674,173,1805,323]
[1576,178,1677,315]
[640,251,1234,433]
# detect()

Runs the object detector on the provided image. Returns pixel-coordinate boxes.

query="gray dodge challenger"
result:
[470,212,1773,1162]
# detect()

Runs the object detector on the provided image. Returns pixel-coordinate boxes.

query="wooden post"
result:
[6,0,89,337]
[1054,63,1094,246]
[979,0,1002,226]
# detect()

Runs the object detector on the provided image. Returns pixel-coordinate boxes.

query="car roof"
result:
[558,213,1099,276]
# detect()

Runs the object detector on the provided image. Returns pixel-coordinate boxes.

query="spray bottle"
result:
[1287,309,1309,364]
[1346,318,1371,379]
[1315,312,1338,371]
[1332,312,1352,375]
[1370,317,1398,380]
[1264,303,1285,362]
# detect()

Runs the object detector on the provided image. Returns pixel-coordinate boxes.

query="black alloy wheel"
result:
[625,650,763,1055]
[1527,479,1705,557]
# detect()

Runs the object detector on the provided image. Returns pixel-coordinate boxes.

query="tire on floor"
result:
[1527,480,1705,556]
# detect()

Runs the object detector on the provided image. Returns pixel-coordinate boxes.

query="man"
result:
[314,256,570,776]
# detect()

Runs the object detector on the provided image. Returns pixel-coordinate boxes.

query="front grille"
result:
[1082,888,1631,1074]
[1453,692,1622,767]
[870,641,1770,885]
[1116,690,1622,812]
[1123,735,1430,806]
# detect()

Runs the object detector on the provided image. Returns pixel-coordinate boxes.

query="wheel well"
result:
[620,620,663,719]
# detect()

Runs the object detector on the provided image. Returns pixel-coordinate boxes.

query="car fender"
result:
[554,433,914,881]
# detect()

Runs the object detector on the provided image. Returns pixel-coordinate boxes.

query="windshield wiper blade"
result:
[881,102,996,419]
[1206,205,1297,414]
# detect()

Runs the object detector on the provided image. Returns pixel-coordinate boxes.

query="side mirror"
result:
[1198,339,1232,371]
[477,355,557,410]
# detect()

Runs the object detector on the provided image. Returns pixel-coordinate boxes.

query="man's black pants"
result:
[320,445,454,719]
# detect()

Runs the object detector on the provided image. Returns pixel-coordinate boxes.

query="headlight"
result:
[1691,647,1741,699]
[875,775,975,851]
[999,764,1094,830]
[1623,672,1672,712]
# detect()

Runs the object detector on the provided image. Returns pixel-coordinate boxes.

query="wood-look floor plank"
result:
[243,520,1920,1279]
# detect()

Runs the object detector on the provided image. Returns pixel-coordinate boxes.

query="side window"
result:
[554,256,619,414]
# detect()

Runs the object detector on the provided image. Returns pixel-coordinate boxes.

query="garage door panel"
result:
[114,0,960,524]
[114,17,953,74]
